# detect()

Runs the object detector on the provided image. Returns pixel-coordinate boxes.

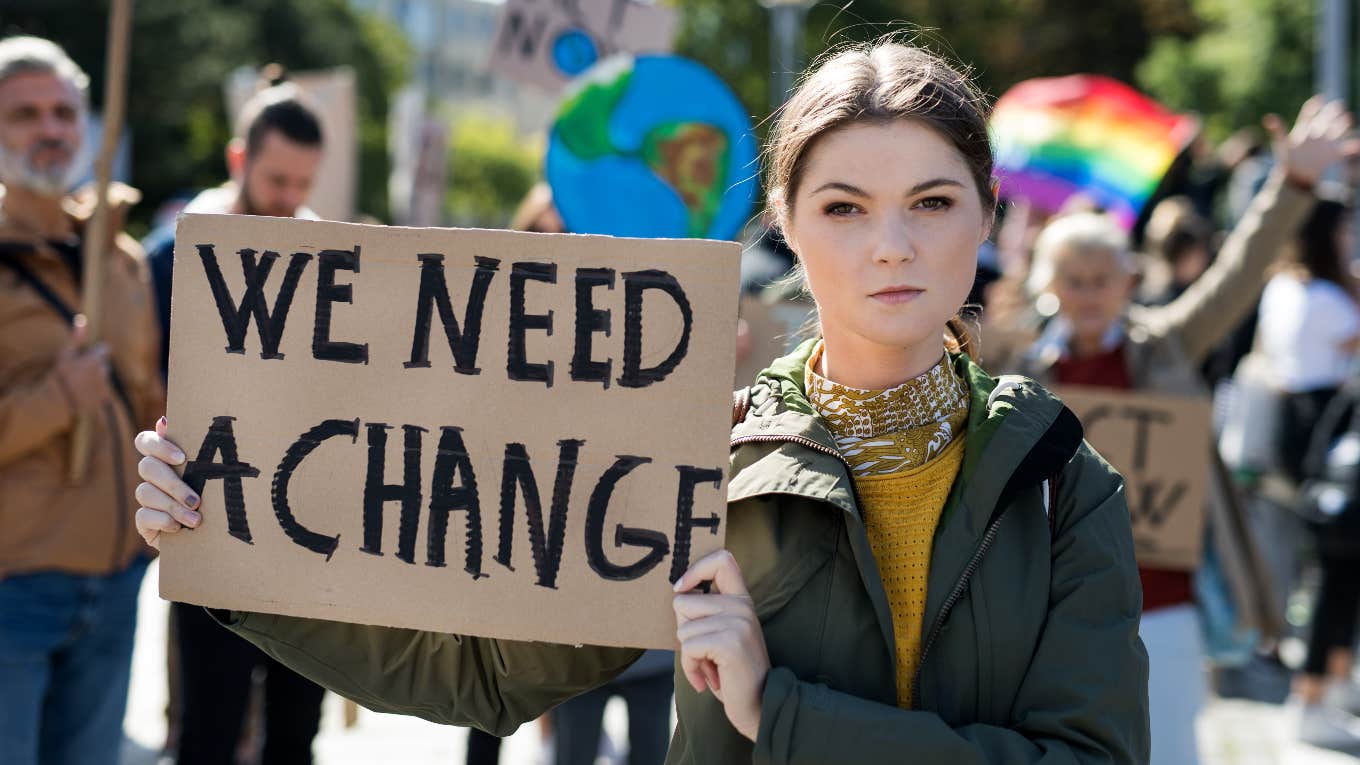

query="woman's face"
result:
[782,120,992,362]
[1049,247,1134,344]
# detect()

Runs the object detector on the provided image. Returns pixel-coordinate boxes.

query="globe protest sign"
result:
[159,214,741,649]
[546,55,758,242]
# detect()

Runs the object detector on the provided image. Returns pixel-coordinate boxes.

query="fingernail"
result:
[172,450,186,464]
[672,578,684,592]
[158,416,167,428]
[186,493,199,508]
[186,511,201,526]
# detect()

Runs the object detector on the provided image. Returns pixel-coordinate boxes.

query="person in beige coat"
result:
[0,35,162,765]
[1012,96,1356,759]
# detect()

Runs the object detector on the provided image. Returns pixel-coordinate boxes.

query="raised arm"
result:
[1149,97,1357,363]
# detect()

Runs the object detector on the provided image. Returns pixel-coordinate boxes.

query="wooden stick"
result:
[70,0,134,483]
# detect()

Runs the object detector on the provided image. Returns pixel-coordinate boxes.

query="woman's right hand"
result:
[133,416,201,550]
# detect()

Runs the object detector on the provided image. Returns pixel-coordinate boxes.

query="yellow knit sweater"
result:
[806,343,969,708]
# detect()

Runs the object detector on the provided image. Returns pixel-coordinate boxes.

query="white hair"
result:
[1027,212,1136,296]
[0,36,90,103]
[0,37,89,196]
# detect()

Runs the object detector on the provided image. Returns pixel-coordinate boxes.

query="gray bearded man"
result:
[0,35,164,765]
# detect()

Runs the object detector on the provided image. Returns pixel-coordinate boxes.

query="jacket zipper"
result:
[911,509,1008,709]
[732,431,1009,712]
[730,433,849,466]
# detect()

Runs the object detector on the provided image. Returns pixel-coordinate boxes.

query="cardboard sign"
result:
[1055,387,1211,570]
[489,0,677,91]
[161,214,740,649]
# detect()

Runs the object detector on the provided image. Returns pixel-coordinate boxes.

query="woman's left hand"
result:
[672,550,769,743]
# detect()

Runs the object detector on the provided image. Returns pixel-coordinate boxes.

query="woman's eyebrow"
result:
[809,178,966,197]
[809,181,868,197]
[908,178,965,195]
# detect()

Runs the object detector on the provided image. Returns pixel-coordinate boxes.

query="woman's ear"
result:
[225,138,246,181]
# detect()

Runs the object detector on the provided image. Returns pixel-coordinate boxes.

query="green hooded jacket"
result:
[217,341,1150,764]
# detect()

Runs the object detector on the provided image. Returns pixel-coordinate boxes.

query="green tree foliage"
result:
[1137,0,1316,141]
[0,0,409,229]
[671,0,1195,129]
[445,112,541,229]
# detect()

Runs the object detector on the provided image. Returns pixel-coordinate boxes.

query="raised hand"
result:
[1268,95,1360,188]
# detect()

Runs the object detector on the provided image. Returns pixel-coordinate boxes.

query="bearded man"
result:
[0,35,163,765]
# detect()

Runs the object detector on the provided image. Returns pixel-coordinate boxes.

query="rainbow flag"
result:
[990,75,1199,229]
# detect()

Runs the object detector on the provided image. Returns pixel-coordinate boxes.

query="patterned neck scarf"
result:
[805,341,970,476]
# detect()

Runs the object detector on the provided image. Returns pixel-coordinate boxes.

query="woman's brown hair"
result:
[766,40,996,356]
[1282,194,1358,299]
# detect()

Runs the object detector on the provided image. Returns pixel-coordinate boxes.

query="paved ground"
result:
[120,561,1359,764]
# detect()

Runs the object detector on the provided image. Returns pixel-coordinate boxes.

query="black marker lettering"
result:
[670,466,724,582]
[508,262,556,386]
[182,416,260,544]
[312,247,369,364]
[585,455,668,581]
[196,244,311,359]
[497,8,551,58]
[361,423,427,563]
[272,419,356,559]
[427,426,486,578]
[571,268,615,387]
[1132,480,1188,527]
[496,440,582,588]
[406,254,500,373]
[618,269,693,388]
[1121,406,1173,472]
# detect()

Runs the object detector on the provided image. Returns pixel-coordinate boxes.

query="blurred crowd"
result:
[5,17,1360,765]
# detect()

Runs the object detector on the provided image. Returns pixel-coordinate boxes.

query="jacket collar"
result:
[0,181,140,262]
[731,336,1083,519]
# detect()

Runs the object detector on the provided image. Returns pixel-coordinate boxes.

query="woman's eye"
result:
[823,202,859,216]
[917,196,954,211]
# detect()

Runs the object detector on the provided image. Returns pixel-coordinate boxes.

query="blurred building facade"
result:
[352,0,556,132]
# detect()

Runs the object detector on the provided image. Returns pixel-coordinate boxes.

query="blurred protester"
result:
[143,79,329,765]
[554,649,675,765]
[0,35,162,765]
[144,76,323,375]
[1256,191,1360,745]
[1138,195,1214,307]
[510,181,564,234]
[1014,96,1355,763]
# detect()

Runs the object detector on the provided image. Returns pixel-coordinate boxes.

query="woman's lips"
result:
[870,287,924,305]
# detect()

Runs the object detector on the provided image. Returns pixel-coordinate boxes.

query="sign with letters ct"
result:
[1056,386,1211,571]
[160,214,740,649]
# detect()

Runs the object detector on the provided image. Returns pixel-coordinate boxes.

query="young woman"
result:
[1258,193,1360,745]
[134,42,1149,763]
[1016,97,1355,762]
